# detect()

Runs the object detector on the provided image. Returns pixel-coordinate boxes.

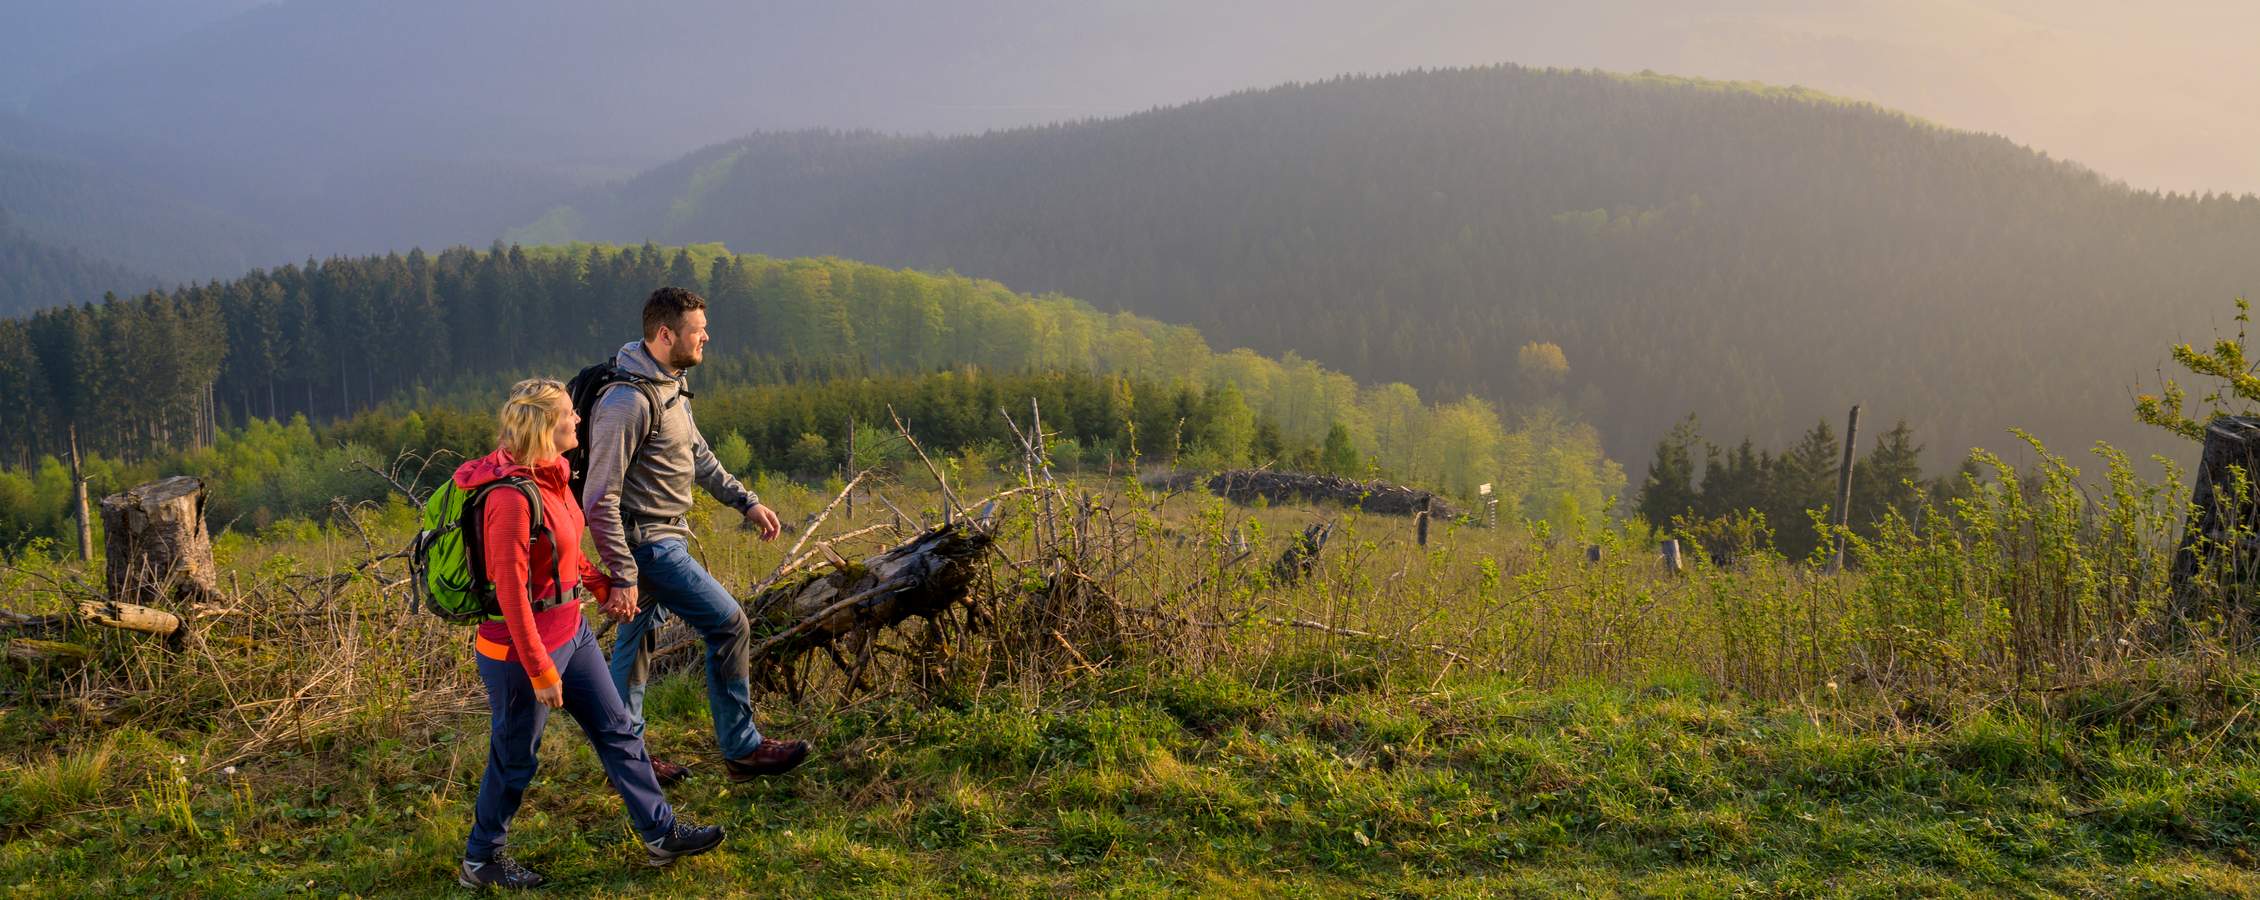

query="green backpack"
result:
[409,476,565,624]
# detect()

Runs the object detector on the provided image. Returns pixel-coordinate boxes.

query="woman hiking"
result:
[457,378,723,889]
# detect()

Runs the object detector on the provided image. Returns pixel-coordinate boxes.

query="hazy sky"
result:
[9,0,2256,195]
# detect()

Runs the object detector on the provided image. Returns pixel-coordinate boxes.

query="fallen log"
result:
[5,638,93,665]
[0,598,188,645]
[747,522,993,666]
[1204,470,1459,519]
[649,522,994,686]
[76,599,187,643]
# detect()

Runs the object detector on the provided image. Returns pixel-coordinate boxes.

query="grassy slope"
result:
[1,477,2256,897]
[5,670,2256,896]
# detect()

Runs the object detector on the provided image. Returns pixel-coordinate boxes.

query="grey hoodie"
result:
[582,340,759,587]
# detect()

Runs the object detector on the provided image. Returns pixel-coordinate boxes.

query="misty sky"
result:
[6,0,2256,196]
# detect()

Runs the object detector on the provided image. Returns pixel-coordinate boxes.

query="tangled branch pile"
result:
[1205,470,1457,518]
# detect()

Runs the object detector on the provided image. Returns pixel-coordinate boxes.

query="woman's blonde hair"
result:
[498,378,569,463]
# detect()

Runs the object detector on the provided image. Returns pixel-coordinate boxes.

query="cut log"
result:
[1198,470,1458,518]
[99,476,219,608]
[2170,416,2260,631]
[76,599,188,643]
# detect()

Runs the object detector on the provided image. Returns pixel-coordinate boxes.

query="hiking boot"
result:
[650,757,692,788]
[458,852,545,889]
[723,738,810,782]
[643,820,724,867]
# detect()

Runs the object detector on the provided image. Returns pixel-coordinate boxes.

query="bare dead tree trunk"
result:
[68,424,92,563]
[100,476,220,609]
[1829,404,1860,574]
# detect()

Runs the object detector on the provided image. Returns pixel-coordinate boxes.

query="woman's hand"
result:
[534,683,564,709]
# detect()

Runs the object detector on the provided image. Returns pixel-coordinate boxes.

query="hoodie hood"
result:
[455,447,569,491]
[616,340,678,384]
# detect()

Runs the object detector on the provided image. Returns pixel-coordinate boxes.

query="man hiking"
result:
[583,286,810,784]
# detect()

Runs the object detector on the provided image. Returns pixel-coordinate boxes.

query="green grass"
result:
[0,454,2251,897]
[5,664,2256,897]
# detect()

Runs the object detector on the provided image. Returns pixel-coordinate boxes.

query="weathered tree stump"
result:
[2170,417,2260,635]
[1272,523,1333,584]
[100,476,219,609]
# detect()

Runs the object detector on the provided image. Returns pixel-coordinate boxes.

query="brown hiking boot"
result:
[650,757,692,788]
[723,739,810,781]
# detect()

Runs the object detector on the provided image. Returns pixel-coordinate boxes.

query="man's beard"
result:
[668,346,701,370]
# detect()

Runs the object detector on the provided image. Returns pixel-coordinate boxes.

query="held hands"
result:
[745,502,782,541]
[601,584,641,622]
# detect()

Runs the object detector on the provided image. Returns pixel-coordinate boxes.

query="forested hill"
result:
[0,209,153,317]
[529,65,2260,470]
[0,243,1622,523]
[0,138,284,281]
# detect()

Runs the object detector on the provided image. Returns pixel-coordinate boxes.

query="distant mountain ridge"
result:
[531,65,2260,470]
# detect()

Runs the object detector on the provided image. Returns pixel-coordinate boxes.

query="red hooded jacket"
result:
[458,448,606,690]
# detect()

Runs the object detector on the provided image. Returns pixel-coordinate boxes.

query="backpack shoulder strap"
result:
[485,475,566,614]
[493,476,544,535]
[597,359,670,446]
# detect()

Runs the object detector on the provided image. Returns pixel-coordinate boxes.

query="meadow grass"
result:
[0,452,2255,897]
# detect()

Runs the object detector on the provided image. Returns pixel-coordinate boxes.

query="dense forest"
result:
[532,64,2260,474]
[0,367,1439,555]
[0,242,1623,553]
[0,208,152,316]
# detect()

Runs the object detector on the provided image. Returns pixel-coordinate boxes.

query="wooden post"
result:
[67,423,92,563]
[1661,538,1684,575]
[99,476,219,608]
[1830,405,1861,573]
[1416,497,1431,547]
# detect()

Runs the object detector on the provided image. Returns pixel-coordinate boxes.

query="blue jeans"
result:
[467,623,674,861]
[608,538,763,759]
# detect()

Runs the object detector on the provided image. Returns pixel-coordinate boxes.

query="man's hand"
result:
[602,584,641,622]
[533,683,564,709]
[745,503,782,541]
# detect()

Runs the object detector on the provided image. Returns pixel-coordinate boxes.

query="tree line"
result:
[1634,414,1979,559]
[1,242,1625,543]
[0,365,1603,557]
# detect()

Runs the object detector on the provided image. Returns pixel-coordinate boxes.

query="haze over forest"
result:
[5,0,2259,487]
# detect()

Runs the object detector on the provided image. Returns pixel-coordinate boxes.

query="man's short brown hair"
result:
[642,286,707,339]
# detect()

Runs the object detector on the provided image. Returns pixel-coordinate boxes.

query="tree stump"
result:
[100,476,219,609]
[2170,416,2260,634]
[1271,523,1333,584]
